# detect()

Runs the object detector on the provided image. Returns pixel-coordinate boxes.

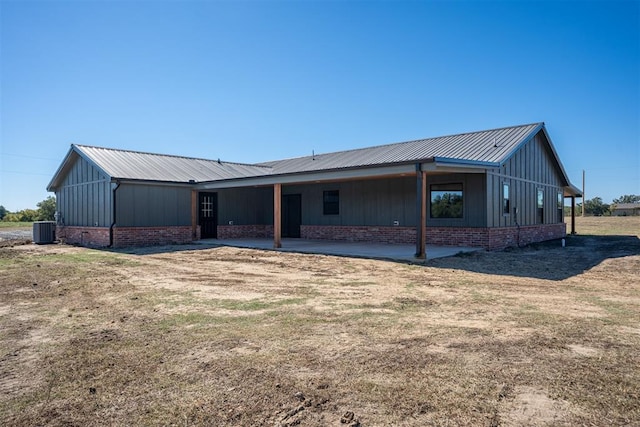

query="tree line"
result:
[570,194,640,216]
[0,196,56,222]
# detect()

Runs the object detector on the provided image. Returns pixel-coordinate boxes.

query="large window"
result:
[537,189,544,224]
[430,183,463,219]
[323,190,339,215]
[503,183,510,215]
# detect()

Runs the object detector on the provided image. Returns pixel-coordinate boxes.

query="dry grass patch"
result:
[1,216,639,426]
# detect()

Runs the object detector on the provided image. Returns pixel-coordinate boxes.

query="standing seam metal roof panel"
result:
[74,145,273,183]
[260,123,542,174]
[49,123,548,190]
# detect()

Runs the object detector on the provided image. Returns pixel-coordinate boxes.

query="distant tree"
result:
[19,209,39,222]
[0,205,6,220]
[2,209,38,222]
[2,213,21,222]
[36,196,56,221]
[612,194,640,204]
[583,197,610,216]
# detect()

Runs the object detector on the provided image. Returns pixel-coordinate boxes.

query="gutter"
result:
[109,181,120,247]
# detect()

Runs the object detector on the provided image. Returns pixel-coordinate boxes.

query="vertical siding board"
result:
[219,187,274,226]
[493,172,500,227]
[77,174,82,225]
[96,182,102,227]
[486,174,492,227]
[88,183,94,226]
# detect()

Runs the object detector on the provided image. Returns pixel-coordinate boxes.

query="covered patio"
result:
[196,237,480,262]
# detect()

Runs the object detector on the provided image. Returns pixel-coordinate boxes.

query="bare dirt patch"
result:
[1,217,639,426]
[501,386,574,426]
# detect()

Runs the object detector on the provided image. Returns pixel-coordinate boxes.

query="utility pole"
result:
[582,169,585,217]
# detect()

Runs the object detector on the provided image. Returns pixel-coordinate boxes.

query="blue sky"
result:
[1,0,638,211]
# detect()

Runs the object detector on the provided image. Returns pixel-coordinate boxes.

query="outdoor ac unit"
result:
[33,221,56,244]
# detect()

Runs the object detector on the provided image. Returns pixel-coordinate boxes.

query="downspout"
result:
[109,181,120,247]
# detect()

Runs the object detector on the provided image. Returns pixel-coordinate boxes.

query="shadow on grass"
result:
[427,234,640,281]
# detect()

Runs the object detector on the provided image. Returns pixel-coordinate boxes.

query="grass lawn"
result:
[1,216,638,426]
[0,222,32,229]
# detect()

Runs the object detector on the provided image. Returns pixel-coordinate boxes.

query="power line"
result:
[1,153,59,161]
[0,170,52,176]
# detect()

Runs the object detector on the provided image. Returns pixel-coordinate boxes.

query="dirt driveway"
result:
[0,228,31,242]
[1,217,639,426]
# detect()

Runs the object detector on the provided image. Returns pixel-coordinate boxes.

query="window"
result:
[537,189,544,224]
[503,183,510,215]
[430,183,463,219]
[557,192,564,223]
[323,190,339,215]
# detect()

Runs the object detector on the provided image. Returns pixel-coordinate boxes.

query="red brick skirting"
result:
[487,223,566,250]
[301,225,416,244]
[299,224,566,250]
[56,225,200,248]
[217,225,274,239]
[426,223,566,250]
[113,226,197,247]
[57,223,565,250]
[56,226,110,247]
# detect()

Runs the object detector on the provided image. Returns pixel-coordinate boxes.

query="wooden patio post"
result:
[415,165,427,259]
[421,171,427,257]
[274,183,282,248]
[571,196,576,235]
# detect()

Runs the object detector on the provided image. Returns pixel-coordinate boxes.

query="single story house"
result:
[47,122,582,256]
[611,203,640,216]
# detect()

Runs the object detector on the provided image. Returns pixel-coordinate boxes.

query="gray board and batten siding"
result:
[486,131,566,227]
[215,174,487,229]
[55,153,113,228]
[115,183,193,227]
[217,187,273,226]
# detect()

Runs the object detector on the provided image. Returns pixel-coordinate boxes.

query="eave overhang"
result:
[195,158,494,190]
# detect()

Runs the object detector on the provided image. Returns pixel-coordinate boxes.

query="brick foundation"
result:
[301,225,416,244]
[56,225,200,248]
[487,223,566,250]
[426,223,566,250]
[112,226,198,248]
[299,223,566,250]
[56,226,111,247]
[57,223,566,250]
[217,225,274,239]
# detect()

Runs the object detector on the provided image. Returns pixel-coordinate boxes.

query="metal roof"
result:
[49,122,574,191]
[52,145,271,189]
[260,123,543,174]
[613,203,640,210]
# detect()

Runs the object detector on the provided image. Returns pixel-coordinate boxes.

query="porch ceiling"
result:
[195,161,490,190]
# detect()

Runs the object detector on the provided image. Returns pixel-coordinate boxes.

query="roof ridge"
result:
[73,144,272,169]
[258,122,543,165]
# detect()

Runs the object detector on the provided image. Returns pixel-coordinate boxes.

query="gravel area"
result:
[0,229,33,241]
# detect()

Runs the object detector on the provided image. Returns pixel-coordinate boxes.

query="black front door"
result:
[199,192,218,238]
[282,194,301,238]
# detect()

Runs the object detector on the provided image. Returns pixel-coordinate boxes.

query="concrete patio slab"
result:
[195,238,480,262]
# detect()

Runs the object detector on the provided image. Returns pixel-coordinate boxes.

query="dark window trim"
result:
[502,182,510,216]
[537,188,544,224]
[429,182,464,219]
[323,190,339,215]
[557,191,564,223]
